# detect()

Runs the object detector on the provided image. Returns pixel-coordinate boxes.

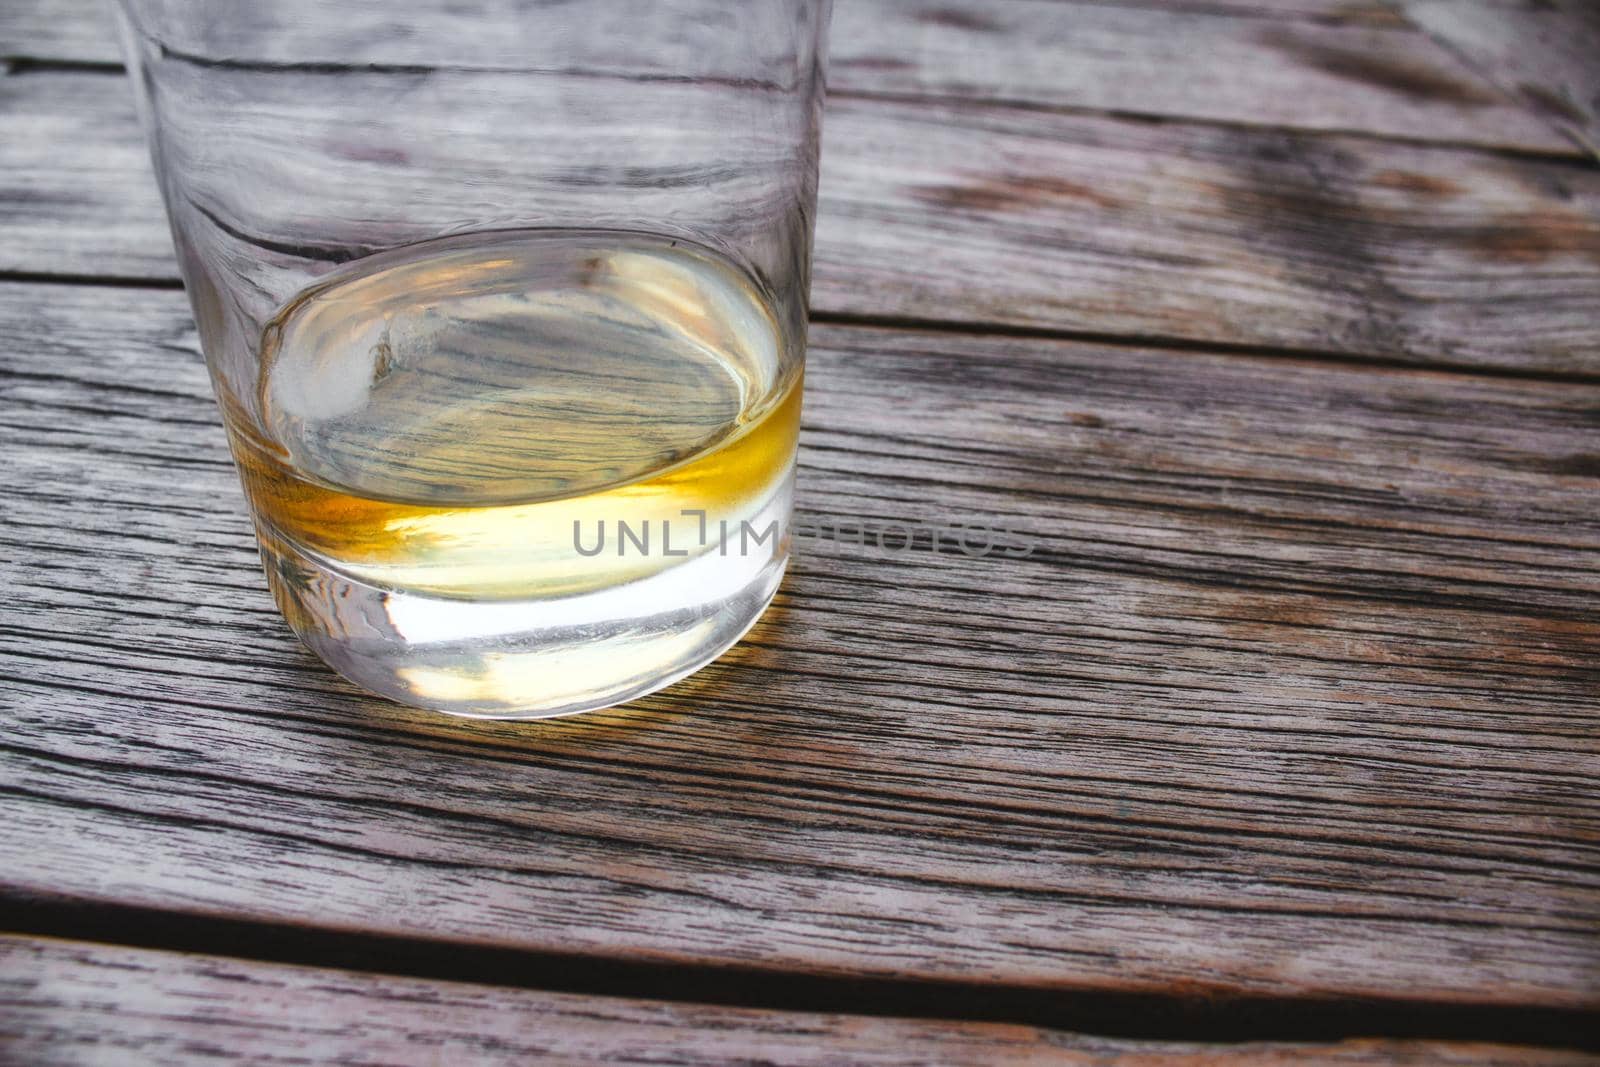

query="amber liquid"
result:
[220,230,801,714]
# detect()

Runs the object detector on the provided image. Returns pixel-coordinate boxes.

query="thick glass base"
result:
[257,514,788,719]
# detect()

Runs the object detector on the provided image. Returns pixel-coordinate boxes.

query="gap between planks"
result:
[2,273,1595,389]
[808,310,1600,387]
[8,933,1597,1067]
[5,897,1598,1054]
[826,86,1598,167]
[3,53,1590,168]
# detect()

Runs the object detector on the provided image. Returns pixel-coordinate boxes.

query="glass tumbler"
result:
[113,0,830,718]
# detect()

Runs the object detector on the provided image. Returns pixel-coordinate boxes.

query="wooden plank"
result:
[1023,1,1409,19]
[1401,0,1600,161]
[0,0,114,68]
[2,283,1597,1010]
[0,0,1572,153]
[9,283,1599,614]
[828,0,1570,151]
[0,71,170,281]
[816,95,1600,376]
[4,71,1599,375]
[7,936,1593,1066]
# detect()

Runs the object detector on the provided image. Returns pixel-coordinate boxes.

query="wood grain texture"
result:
[817,95,1600,375]
[4,0,1600,1052]
[4,71,1599,374]
[0,71,169,282]
[0,0,1571,154]
[3,284,1597,1010]
[0,0,115,69]
[7,936,1593,1067]
[1401,0,1600,160]
[828,0,1569,152]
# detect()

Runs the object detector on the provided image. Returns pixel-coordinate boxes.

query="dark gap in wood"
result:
[141,42,792,93]
[1399,2,1600,164]
[2,57,125,76]
[152,43,434,77]
[809,309,1600,386]
[1031,0,1385,25]
[2,53,1587,166]
[0,270,184,291]
[7,277,1576,393]
[829,87,1600,167]
[6,273,1592,387]
[5,894,1597,1051]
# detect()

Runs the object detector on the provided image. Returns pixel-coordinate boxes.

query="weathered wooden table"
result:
[3,1,1598,1062]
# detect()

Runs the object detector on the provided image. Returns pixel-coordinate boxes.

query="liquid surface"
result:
[258,230,787,506]
[228,230,799,608]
